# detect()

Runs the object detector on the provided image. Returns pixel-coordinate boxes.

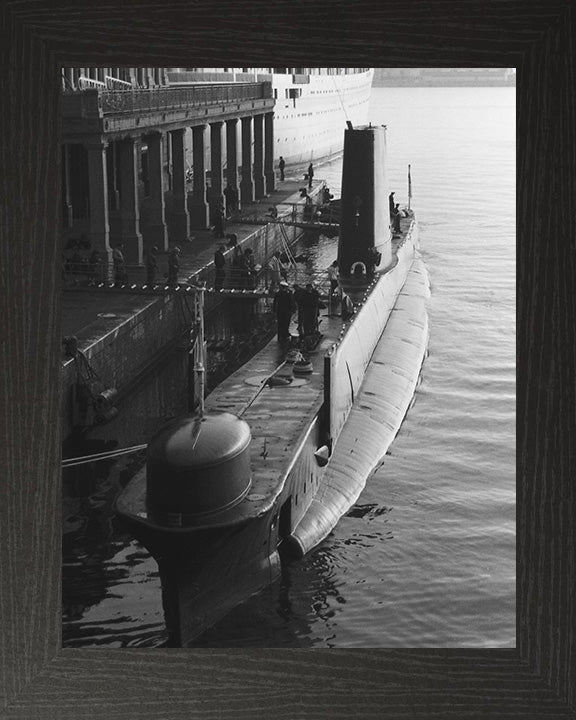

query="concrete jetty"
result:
[61,180,326,440]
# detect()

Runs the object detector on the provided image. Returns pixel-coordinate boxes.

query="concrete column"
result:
[225,118,240,209]
[85,139,111,261]
[240,116,255,205]
[264,112,275,195]
[169,128,190,243]
[209,121,225,214]
[188,124,209,229]
[118,137,143,264]
[253,114,265,198]
[144,132,168,250]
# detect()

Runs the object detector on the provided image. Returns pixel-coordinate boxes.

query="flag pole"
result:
[408,164,412,211]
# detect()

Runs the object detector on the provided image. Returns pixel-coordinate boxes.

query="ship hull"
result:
[116,221,429,646]
[118,499,281,645]
[168,68,374,166]
[277,226,429,557]
[291,251,429,555]
[270,70,374,166]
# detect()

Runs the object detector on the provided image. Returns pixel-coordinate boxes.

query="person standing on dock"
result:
[273,280,296,342]
[112,244,127,284]
[226,234,244,288]
[145,245,158,286]
[167,246,181,285]
[214,244,226,289]
[88,248,103,282]
[213,202,226,239]
[223,183,238,218]
[307,162,314,189]
[278,156,286,181]
[243,247,257,289]
[268,251,283,292]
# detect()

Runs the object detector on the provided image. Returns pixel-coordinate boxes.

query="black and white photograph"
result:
[60,67,515,649]
[4,0,576,715]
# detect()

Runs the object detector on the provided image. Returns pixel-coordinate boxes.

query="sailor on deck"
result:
[298,283,321,336]
[273,281,296,342]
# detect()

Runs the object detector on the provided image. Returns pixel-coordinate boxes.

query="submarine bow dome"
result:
[146,412,252,520]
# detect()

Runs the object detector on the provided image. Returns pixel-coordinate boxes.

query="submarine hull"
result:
[116,125,430,645]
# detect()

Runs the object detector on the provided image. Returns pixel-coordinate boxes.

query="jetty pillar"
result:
[225,119,240,211]
[240,116,255,205]
[253,114,266,198]
[115,137,143,264]
[169,129,190,243]
[338,125,392,277]
[143,132,168,251]
[264,112,275,195]
[188,124,209,229]
[209,121,225,215]
[85,139,111,262]
[107,141,120,219]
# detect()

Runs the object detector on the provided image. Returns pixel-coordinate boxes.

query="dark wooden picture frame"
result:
[1,0,575,717]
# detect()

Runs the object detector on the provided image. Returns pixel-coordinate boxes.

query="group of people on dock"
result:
[143,245,181,286]
[276,157,315,190]
[63,237,183,287]
[213,234,258,290]
[211,234,347,345]
[62,237,104,284]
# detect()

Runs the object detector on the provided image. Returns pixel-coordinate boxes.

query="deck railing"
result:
[100,82,273,115]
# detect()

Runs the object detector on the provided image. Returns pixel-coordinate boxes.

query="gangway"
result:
[235,201,340,235]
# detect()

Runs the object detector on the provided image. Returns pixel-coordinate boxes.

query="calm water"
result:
[62,86,516,648]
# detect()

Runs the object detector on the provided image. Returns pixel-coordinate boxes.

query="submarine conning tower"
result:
[337,124,392,280]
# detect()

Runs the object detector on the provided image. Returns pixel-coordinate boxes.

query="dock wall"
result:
[61,197,321,441]
[61,294,187,439]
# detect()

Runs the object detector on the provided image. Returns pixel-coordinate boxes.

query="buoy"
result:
[146,413,252,524]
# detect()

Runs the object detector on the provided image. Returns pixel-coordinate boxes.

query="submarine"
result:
[115,123,430,645]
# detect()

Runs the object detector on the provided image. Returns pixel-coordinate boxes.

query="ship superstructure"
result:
[167,68,375,165]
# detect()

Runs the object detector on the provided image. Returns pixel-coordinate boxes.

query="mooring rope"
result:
[62,443,147,468]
